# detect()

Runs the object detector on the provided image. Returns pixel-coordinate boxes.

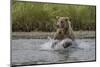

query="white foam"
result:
[40,38,59,50]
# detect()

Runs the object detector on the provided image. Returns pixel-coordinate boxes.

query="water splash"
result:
[40,37,77,50]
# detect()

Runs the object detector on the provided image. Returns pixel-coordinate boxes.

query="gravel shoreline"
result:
[12,31,95,39]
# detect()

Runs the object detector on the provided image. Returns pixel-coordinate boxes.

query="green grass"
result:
[12,1,96,32]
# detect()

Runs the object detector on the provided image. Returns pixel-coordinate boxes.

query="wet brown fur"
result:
[54,16,75,41]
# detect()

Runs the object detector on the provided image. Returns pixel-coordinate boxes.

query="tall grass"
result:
[12,1,96,32]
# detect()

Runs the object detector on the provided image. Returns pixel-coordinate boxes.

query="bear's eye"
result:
[61,21,64,23]
[65,19,68,21]
[59,31,62,34]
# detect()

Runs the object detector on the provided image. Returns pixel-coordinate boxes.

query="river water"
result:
[11,38,95,66]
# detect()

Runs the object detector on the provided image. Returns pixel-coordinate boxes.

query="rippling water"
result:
[11,38,95,66]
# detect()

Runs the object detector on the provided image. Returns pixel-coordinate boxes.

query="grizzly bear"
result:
[54,16,75,41]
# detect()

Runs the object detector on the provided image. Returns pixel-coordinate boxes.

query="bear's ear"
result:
[67,16,72,21]
[56,16,60,19]
[65,17,72,21]
[64,17,69,21]
[65,17,69,20]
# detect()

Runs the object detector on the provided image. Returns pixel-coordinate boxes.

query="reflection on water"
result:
[11,39,95,66]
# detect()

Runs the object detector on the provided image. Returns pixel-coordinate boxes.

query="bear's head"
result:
[56,16,71,30]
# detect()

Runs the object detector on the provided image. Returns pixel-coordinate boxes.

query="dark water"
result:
[11,39,95,66]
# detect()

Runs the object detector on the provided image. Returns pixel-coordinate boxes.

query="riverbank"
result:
[12,31,95,39]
